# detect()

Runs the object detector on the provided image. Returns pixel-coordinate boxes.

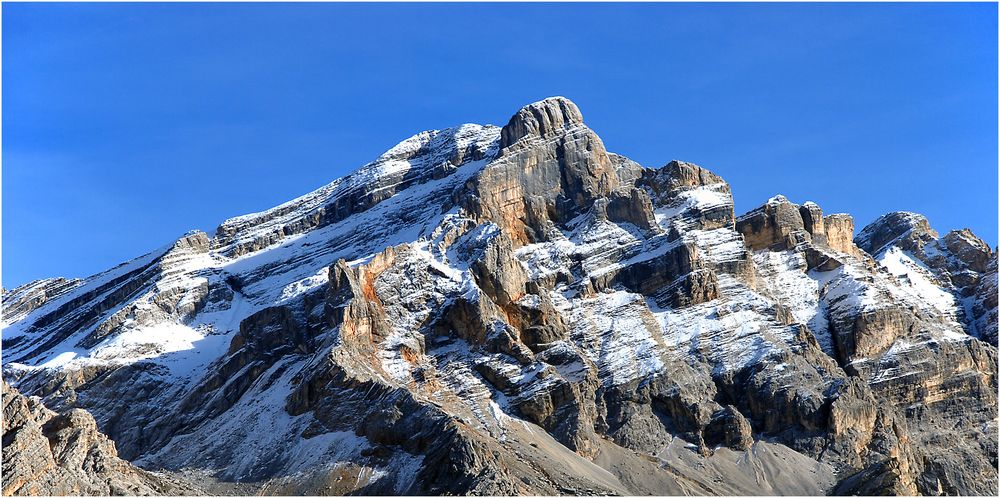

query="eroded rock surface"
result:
[1,380,199,496]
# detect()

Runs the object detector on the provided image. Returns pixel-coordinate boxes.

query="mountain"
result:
[2,97,996,496]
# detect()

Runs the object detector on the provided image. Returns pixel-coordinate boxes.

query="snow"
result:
[570,289,665,386]
[689,228,747,266]
[651,295,788,376]
[8,318,235,382]
[877,246,958,317]
[35,351,78,370]
[753,250,833,354]
[515,216,646,283]
[810,264,879,313]
[92,322,202,359]
[136,355,374,481]
[654,185,732,228]
[278,267,330,303]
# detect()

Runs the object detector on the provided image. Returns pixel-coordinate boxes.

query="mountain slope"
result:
[2,97,996,496]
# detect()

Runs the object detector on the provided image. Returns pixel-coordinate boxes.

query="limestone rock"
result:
[703,405,754,451]
[498,96,585,149]
[736,195,809,251]
[1,380,183,496]
[465,97,619,244]
[215,125,500,257]
[639,160,735,231]
[972,256,998,345]
[469,229,529,307]
[855,211,938,256]
[326,249,398,350]
[798,202,827,245]
[940,229,992,274]
[0,277,82,327]
[823,213,860,256]
[856,213,997,345]
[606,188,659,232]
[738,196,865,258]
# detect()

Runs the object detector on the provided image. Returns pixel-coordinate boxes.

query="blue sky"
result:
[3,2,996,288]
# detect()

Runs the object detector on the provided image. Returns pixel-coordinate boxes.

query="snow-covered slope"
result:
[3,97,996,496]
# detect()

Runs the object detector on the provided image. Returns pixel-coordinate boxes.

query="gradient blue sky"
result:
[3,2,997,289]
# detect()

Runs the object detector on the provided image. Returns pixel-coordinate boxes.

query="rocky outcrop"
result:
[605,188,659,232]
[972,256,998,344]
[703,405,753,451]
[855,212,998,346]
[736,196,861,257]
[736,196,809,251]
[939,229,993,274]
[823,213,860,256]
[469,230,529,308]
[510,354,602,457]
[855,213,994,293]
[639,160,735,231]
[1,278,82,326]
[465,97,619,245]
[499,97,585,149]
[833,306,916,362]
[855,211,938,256]
[326,251,398,351]
[1,380,186,496]
[602,242,719,307]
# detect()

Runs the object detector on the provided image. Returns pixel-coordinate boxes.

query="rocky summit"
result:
[2,97,997,496]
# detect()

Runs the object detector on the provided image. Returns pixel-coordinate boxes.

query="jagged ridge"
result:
[2,97,996,496]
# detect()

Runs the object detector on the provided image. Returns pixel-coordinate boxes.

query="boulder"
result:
[703,405,754,451]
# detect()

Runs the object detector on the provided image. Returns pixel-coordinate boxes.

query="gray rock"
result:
[703,405,754,451]
[1,380,193,496]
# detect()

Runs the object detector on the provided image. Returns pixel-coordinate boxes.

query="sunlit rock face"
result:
[1,380,192,496]
[2,97,996,496]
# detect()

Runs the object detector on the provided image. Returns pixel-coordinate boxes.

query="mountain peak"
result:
[499,96,585,149]
[855,211,937,256]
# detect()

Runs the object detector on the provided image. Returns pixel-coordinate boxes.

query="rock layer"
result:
[1,380,194,496]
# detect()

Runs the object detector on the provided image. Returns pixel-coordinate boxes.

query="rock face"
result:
[855,211,998,346]
[1,380,191,496]
[736,195,862,259]
[2,278,82,325]
[824,213,859,256]
[2,97,996,496]
[465,97,619,245]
